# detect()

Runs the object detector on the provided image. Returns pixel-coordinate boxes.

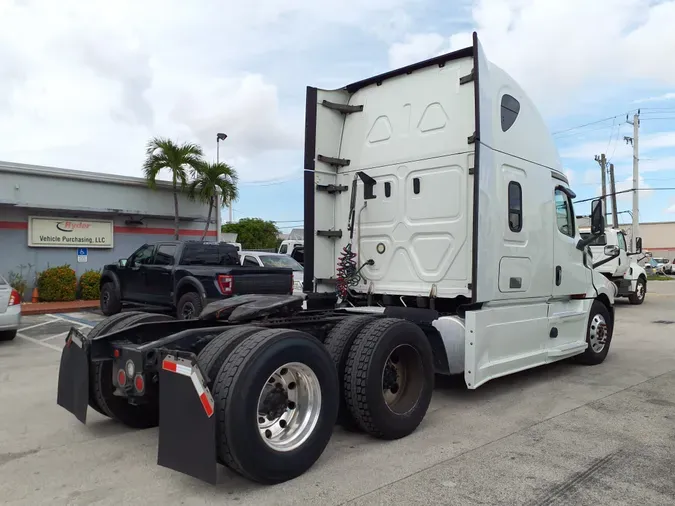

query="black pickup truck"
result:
[99,241,293,319]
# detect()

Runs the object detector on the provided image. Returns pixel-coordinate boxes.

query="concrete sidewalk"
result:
[21,300,99,315]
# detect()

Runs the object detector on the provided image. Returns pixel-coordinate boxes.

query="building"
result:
[0,161,215,290]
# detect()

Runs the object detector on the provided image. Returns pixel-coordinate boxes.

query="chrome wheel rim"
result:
[589,314,608,353]
[257,362,321,452]
[381,344,424,415]
[182,302,195,319]
[637,282,645,300]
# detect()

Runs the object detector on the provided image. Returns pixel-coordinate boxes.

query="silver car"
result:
[0,274,21,341]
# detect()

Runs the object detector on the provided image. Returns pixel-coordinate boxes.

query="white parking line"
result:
[17,332,63,352]
[18,318,62,332]
[49,314,96,328]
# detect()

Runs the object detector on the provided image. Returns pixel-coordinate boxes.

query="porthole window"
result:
[501,94,520,132]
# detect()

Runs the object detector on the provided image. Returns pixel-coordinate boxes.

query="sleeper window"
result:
[508,181,522,232]
[501,94,521,132]
[554,189,575,237]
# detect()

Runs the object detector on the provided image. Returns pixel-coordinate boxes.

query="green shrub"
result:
[38,265,77,302]
[79,270,101,300]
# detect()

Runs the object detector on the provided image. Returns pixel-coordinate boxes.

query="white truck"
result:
[580,227,647,304]
[278,228,305,265]
[56,32,616,486]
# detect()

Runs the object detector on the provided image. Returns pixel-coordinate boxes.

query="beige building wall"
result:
[619,222,675,260]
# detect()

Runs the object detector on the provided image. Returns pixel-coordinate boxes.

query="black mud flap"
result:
[56,328,90,424]
[157,353,217,485]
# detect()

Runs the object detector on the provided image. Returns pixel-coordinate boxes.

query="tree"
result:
[222,218,280,250]
[143,137,204,239]
[188,161,239,240]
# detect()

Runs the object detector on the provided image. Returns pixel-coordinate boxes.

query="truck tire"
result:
[92,312,175,428]
[100,282,122,316]
[323,315,376,431]
[575,300,613,365]
[629,277,646,305]
[177,291,203,320]
[86,311,148,416]
[343,318,434,440]
[212,328,339,484]
[196,326,262,387]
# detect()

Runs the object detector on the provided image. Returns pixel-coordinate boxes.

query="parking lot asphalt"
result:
[1,285,675,506]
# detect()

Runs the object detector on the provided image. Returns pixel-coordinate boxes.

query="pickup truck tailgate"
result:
[231,267,292,294]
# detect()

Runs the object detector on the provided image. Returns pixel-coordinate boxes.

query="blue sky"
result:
[1,0,674,233]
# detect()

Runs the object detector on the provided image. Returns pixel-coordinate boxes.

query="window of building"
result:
[508,181,522,232]
[554,189,575,237]
[501,94,521,132]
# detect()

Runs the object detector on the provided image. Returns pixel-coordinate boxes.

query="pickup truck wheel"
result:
[344,318,434,440]
[628,277,646,305]
[212,328,339,484]
[575,301,613,365]
[92,313,175,428]
[100,282,122,316]
[323,315,376,431]
[177,292,203,320]
[85,311,148,416]
[196,326,262,388]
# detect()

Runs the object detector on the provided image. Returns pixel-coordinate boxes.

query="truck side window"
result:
[554,189,575,237]
[617,232,627,251]
[501,94,521,132]
[154,244,177,265]
[508,181,522,232]
[129,244,155,266]
[279,244,288,254]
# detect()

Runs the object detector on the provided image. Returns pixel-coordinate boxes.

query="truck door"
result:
[144,243,177,305]
[615,231,629,277]
[123,244,156,302]
[549,185,591,349]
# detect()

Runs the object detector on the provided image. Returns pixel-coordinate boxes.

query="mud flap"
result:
[157,354,217,485]
[56,328,90,424]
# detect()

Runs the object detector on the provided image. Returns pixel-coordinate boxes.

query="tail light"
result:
[217,274,233,295]
[8,289,20,306]
[117,369,127,387]
[134,374,145,393]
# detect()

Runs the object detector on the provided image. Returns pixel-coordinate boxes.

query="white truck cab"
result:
[304,32,616,389]
[580,226,647,304]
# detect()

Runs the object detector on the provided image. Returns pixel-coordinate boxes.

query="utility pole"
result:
[609,163,618,228]
[625,111,640,250]
[594,153,607,220]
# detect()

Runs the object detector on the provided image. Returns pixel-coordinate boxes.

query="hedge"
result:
[79,270,101,300]
[38,265,77,302]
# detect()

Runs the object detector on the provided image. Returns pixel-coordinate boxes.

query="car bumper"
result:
[0,304,22,331]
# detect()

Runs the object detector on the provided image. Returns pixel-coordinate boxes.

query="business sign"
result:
[28,216,114,248]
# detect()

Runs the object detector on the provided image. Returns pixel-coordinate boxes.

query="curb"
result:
[21,301,99,316]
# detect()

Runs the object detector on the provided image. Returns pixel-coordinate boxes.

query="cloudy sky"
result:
[2,0,675,231]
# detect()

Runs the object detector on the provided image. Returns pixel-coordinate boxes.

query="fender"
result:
[100,269,122,296]
[174,276,207,306]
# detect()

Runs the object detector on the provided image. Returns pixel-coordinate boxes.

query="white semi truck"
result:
[56,32,616,486]
[580,226,647,304]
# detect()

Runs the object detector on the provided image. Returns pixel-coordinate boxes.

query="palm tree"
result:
[143,137,204,239]
[188,161,239,240]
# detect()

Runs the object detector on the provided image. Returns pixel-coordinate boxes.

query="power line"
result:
[574,187,675,204]
[551,113,633,136]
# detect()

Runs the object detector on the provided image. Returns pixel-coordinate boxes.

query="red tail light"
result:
[8,289,20,306]
[134,374,145,393]
[117,369,127,387]
[217,274,233,295]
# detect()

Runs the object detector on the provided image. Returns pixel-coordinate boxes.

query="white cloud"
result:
[388,0,675,116]
[634,92,675,103]
[606,175,653,206]
[0,0,413,182]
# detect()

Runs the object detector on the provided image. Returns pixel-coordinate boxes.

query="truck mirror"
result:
[635,237,642,253]
[590,198,604,235]
[118,259,127,268]
[604,245,619,257]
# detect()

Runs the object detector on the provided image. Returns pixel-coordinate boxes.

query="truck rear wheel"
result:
[344,318,434,440]
[575,300,613,365]
[100,282,122,316]
[211,328,339,484]
[323,315,376,431]
[177,291,203,320]
[86,311,148,416]
[196,326,262,387]
[629,277,646,305]
[92,312,175,428]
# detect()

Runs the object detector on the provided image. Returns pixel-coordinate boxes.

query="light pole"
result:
[216,133,227,242]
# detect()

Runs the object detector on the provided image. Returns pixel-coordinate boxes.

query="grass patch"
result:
[647,275,672,281]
